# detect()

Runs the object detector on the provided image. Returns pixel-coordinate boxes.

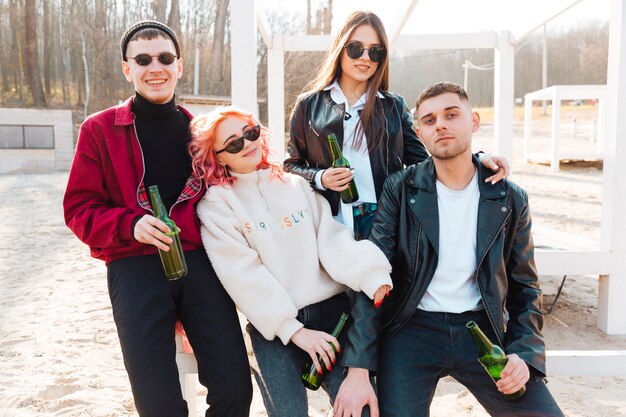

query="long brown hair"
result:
[294,11,390,151]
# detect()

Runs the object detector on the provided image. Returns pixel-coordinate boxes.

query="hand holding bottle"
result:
[133,214,175,251]
[321,167,355,192]
[496,353,529,395]
[291,327,340,373]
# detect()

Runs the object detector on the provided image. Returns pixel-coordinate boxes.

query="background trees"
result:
[0,0,609,121]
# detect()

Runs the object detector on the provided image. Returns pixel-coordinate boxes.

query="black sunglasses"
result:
[344,42,386,63]
[215,125,261,154]
[128,52,178,66]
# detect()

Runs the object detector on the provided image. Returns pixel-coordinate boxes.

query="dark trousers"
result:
[107,249,252,417]
[247,293,373,417]
[378,309,564,417]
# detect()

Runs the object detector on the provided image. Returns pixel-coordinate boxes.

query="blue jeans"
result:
[247,293,373,417]
[378,309,563,417]
[353,202,377,241]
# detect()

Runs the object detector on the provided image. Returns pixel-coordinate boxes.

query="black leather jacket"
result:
[341,156,547,377]
[284,89,429,214]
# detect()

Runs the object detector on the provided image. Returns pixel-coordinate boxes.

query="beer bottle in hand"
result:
[148,185,188,280]
[327,134,359,204]
[466,320,526,401]
[301,313,349,390]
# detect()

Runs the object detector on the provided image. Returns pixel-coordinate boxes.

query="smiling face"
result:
[122,36,183,104]
[416,92,480,161]
[339,24,381,90]
[214,116,263,174]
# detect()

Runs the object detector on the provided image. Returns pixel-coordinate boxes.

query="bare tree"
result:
[43,0,52,98]
[306,0,311,34]
[323,0,332,34]
[167,0,181,38]
[208,0,228,95]
[24,0,46,106]
[152,0,167,22]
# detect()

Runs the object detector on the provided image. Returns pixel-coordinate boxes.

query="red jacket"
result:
[63,97,205,265]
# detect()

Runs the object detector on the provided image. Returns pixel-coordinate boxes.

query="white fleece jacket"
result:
[197,168,392,345]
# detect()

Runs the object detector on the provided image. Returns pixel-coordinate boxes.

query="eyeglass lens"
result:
[345,42,385,63]
[131,52,177,66]
[217,125,261,154]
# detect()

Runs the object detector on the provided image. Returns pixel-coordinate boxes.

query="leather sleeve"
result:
[502,188,547,376]
[339,173,405,373]
[339,291,382,372]
[284,98,322,183]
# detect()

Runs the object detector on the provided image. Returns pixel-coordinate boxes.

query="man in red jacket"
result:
[63,20,252,417]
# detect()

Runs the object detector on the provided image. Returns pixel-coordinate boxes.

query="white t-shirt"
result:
[418,170,483,313]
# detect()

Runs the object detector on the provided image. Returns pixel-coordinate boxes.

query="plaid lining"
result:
[136,175,202,213]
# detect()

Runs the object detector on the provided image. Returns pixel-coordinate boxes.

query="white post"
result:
[597,98,605,154]
[599,0,626,334]
[493,31,514,167]
[550,88,560,172]
[542,24,548,115]
[193,36,200,96]
[267,33,285,158]
[463,61,469,91]
[230,0,257,114]
[523,95,532,161]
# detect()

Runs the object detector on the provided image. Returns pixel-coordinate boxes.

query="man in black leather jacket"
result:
[334,82,563,417]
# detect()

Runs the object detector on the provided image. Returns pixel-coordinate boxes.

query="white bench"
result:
[175,332,199,417]
[176,333,626,417]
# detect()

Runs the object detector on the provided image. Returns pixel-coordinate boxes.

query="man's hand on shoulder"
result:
[334,367,379,417]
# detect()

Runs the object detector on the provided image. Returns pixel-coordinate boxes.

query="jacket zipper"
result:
[308,120,320,137]
[474,214,510,348]
[132,121,152,215]
[132,120,200,217]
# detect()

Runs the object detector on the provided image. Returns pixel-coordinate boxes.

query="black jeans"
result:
[378,309,563,417]
[107,249,252,417]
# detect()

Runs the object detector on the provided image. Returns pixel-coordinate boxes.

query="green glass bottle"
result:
[327,134,359,204]
[148,185,188,280]
[301,312,349,390]
[466,320,526,402]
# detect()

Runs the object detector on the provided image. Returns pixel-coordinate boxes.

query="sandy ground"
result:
[2,106,626,416]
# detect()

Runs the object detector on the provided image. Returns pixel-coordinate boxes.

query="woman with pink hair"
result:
[189,106,391,417]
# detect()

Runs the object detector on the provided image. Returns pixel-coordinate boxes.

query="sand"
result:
[1,106,626,416]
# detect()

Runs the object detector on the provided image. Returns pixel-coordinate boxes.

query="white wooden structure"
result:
[523,85,607,172]
[174,331,626,413]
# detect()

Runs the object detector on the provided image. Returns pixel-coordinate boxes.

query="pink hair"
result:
[189,106,284,187]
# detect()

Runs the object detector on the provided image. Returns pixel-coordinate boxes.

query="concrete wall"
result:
[0,108,73,174]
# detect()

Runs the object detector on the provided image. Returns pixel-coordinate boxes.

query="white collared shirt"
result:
[313,80,381,231]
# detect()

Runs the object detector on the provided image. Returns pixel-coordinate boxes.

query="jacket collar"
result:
[113,95,194,126]
[406,154,510,261]
[323,80,385,100]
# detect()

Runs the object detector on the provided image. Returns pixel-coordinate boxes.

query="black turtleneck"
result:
[132,92,191,212]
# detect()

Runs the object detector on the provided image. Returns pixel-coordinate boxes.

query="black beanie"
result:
[120,20,181,61]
